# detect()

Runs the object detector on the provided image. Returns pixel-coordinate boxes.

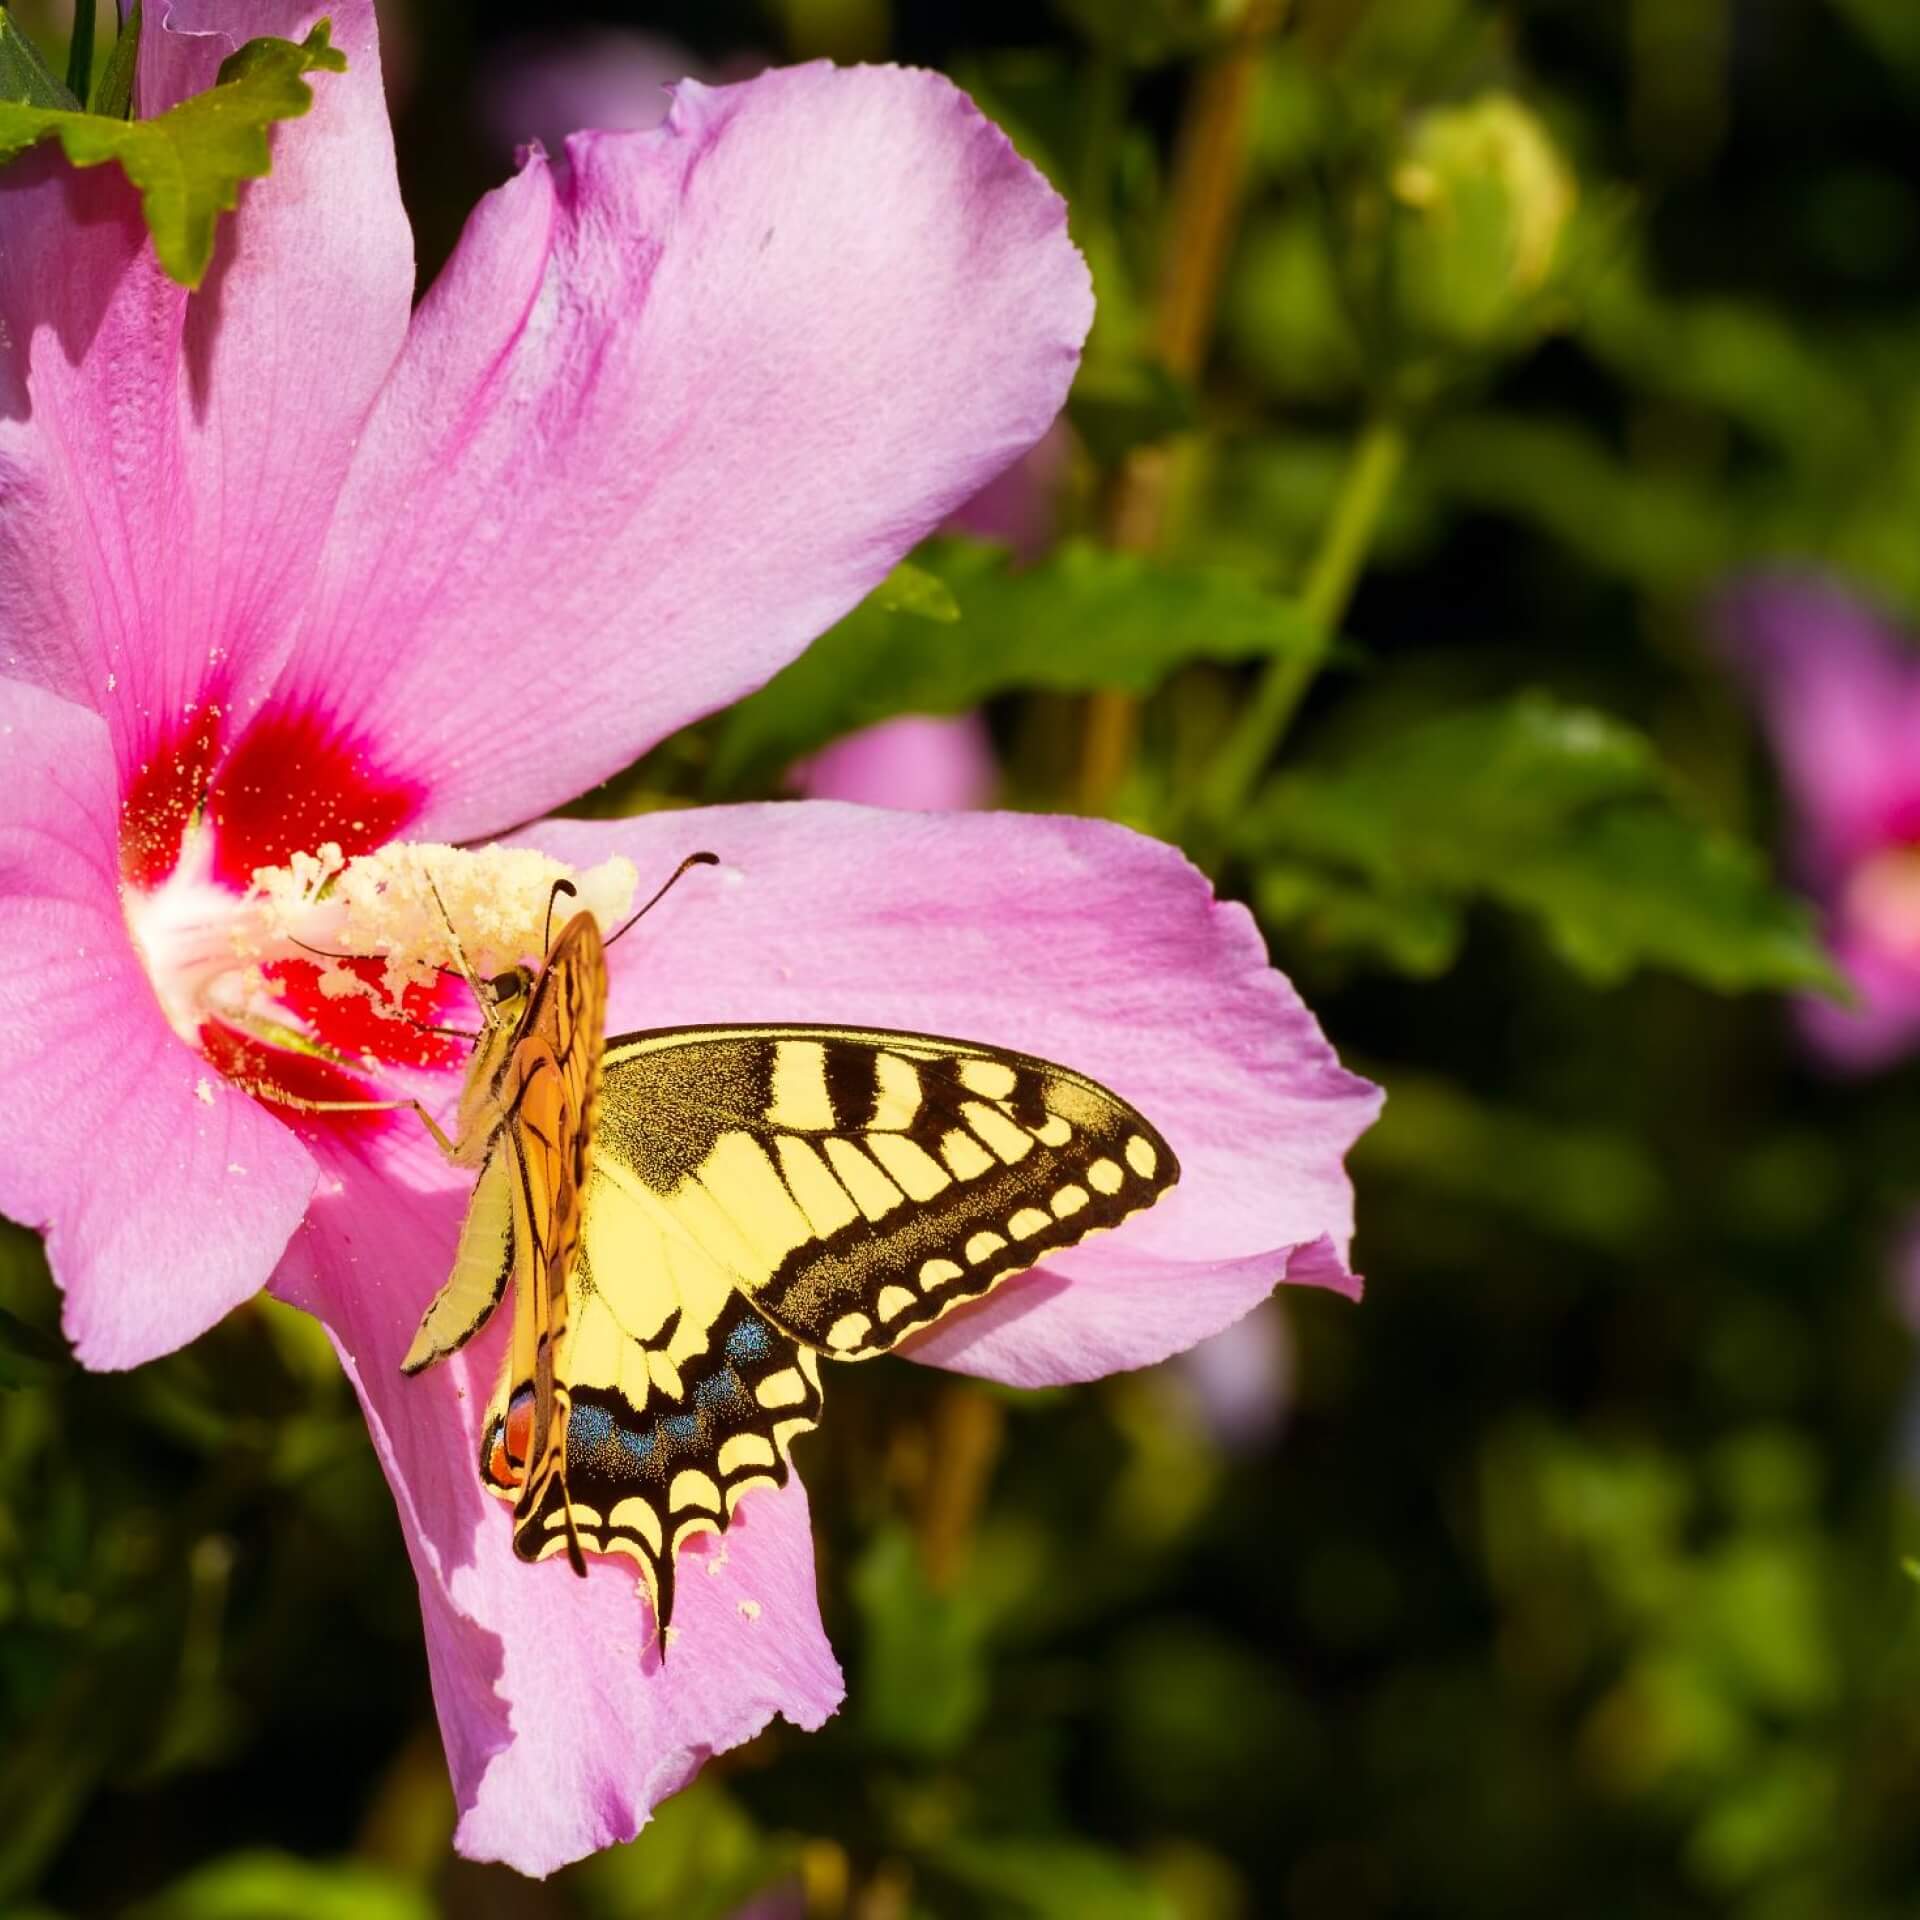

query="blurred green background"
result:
[8,0,1920,1914]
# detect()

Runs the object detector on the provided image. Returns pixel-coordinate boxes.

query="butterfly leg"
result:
[248,1089,460,1159]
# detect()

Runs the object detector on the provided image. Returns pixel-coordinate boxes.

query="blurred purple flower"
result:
[728,1882,806,1920]
[944,414,1075,563]
[1165,1297,1296,1453]
[1722,576,1920,1071]
[479,29,764,155]
[793,713,999,810]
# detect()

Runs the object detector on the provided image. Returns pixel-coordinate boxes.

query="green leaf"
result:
[1354,1070,1667,1250]
[0,1220,65,1390]
[931,1837,1177,1920]
[64,0,96,108]
[92,1,141,119]
[569,1778,782,1920]
[1239,692,1841,994]
[0,1301,68,1390]
[0,20,345,288]
[1830,0,1920,83]
[0,10,80,108]
[125,1852,435,1920]
[851,1524,988,1757]
[869,558,960,621]
[709,538,1319,789]
[1253,860,1463,977]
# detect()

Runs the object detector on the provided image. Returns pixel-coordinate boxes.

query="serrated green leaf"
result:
[1240,692,1841,994]
[0,20,344,288]
[0,10,79,108]
[1503,807,1839,992]
[710,538,1319,789]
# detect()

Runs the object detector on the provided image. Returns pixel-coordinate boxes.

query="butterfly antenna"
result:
[426,872,498,1030]
[605,851,720,951]
[543,877,578,954]
[284,933,361,963]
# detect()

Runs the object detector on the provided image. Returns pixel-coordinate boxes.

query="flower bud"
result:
[1386,92,1577,358]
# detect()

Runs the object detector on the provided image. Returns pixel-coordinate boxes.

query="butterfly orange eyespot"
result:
[484,1387,536,1491]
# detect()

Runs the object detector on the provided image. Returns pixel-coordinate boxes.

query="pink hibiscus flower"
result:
[1722,577,1920,1071]
[0,0,1380,1877]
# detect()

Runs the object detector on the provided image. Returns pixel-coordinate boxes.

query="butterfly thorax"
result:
[449,970,533,1165]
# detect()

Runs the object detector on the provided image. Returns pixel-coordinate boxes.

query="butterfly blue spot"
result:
[695,1368,742,1411]
[618,1427,655,1463]
[569,1403,614,1448]
[663,1412,700,1443]
[726,1318,772,1363]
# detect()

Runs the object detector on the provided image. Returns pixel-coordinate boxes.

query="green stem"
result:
[1198,410,1407,828]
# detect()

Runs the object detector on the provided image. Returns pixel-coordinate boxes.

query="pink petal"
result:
[1793,929,1920,1074]
[0,682,315,1365]
[1718,575,1920,874]
[792,713,998,810]
[518,804,1381,1385]
[0,0,411,873]
[273,1128,842,1878]
[268,62,1092,842]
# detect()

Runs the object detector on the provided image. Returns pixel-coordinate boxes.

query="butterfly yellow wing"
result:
[421,1009,1176,1628]
[400,1142,521,1373]
[590,1025,1180,1359]
[482,1250,823,1629]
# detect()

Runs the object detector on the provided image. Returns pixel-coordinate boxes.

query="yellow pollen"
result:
[251,840,639,1000]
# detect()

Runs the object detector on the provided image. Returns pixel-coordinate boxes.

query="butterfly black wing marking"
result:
[593,1025,1179,1358]
[479,1023,1174,1632]
[491,1237,823,1631]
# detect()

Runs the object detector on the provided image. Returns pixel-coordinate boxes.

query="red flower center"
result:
[118,700,457,1131]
